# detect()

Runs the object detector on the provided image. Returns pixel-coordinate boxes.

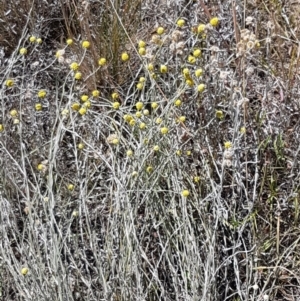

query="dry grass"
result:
[1,0,300,300]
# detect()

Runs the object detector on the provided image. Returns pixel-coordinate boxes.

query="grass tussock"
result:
[1,0,300,300]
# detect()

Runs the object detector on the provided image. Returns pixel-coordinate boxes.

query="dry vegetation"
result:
[1,0,300,300]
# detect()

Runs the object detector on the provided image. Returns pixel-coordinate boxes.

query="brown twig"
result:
[199,0,211,19]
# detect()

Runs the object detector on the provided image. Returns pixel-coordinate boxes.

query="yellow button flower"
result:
[98,58,107,66]
[112,92,119,100]
[160,127,169,134]
[92,90,100,97]
[193,48,201,58]
[195,68,203,77]
[38,90,47,98]
[19,48,27,55]
[157,27,165,35]
[174,99,182,107]
[138,47,146,56]
[216,110,224,120]
[181,190,190,197]
[10,109,18,117]
[71,103,81,111]
[160,65,168,73]
[74,72,82,80]
[5,79,14,87]
[112,102,120,109]
[210,17,219,27]
[70,62,79,71]
[177,19,185,27]
[224,141,232,149]
[121,52,129,62]
[138,40,146,48]
[81,95,89,102]
[151,102,158,109]
[21,268,29,275]
[29,36,36,43]
[82,40,90,48]
[78,107,87,115]
[136,102,143,111]
[35,103,42,111]
[66,38,73,45]
[77,143,84,150]
[197,83,205,92]
[197,24,206,33]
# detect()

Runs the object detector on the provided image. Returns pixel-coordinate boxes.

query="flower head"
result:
[35,103,42,111]
[5,79,14,87]
[153,145,160,151]
[71,103,81,111]
[112,102,120,109]
[21,268,29,276]
[160,65,168,73]
[82,40,90,48]
[136,82,143,90]
[146,166,153,173]
[66,38,73,45]
[188,55,196,64]
[79,107,87,115]
[121,52,130,61]
[157,27,165,35]
[29,36,36,43]
[181,190,190,197]
[224,141,232,149]
[151,102,158,109]
[74,72,82,80]
[92,90,100,97]
[68,184,75,191]
[77,143,84,150]
[0,124,4,132]
[177,19,185,27]
[138,47,146,56]
[70,62,79,71]
[174,99,182,107]
[126,149,133,157]
[10,109,18,117]
[38,90,47,98]
[81,95,89,102]
[210,17,219,27]
[216,110,224,120]
[138,40,146,48]
[197,83,205,92]
[98,58,107,66]
[136,102,143,111]
[111,92,119,100]
[195,68,203,77]
[19,48,27,55]
[193,48,201,58]
[197,24,206,33]
[160,127,168,134]
[36,38,42,44]
[147,63,154,71]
